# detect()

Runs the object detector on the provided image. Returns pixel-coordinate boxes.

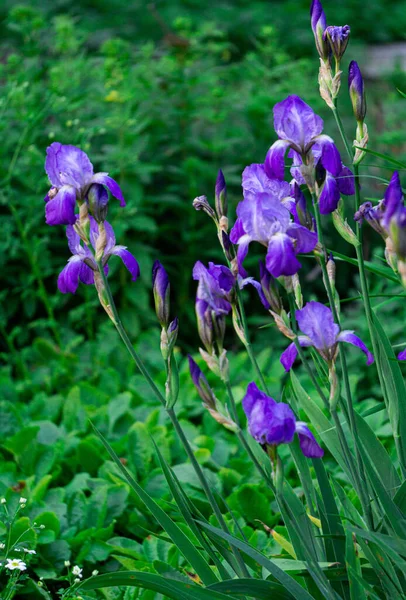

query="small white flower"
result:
[14,548,21,552]
[64,560,71,567]
[0,498,6,504]
[5,558,27,571]
[72,565,83,577]
[19,497,27,504]
[74,577,81,583]
[0,542,5,549]
[23,548,36,555]
[39,525,45,530]
[91,570,99,576]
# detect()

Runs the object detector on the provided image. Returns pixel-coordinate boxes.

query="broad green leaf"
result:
[345,529,366,600]
[209,578,294,599]
[79,571,232,599]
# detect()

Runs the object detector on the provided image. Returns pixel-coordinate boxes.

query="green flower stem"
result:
[311,199,373,529]
[95,259,250,578]
[235,286,270,395]
[332,100,353,161]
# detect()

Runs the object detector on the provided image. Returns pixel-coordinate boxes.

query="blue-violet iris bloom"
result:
[280,301,374,371]
[58,217,139,294]
[193,261,235,316]
[265,95,353,214]
[44,142,125,226]
[230,164,318,278]
[242,382,324,458]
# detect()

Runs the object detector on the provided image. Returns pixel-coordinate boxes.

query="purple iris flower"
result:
[229,173,317,277]
[58,217,139,294]
[280,301,374,371]
[265,96,353,214]
[44,142,125,226]
[242,382,324,458]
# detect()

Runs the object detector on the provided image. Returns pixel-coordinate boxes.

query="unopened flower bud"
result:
[196,300,214,353]
[188,355,217,409]
[310,0,329,60]
[332,201,360,247]
[327,253,336,285]
[292,183,313,230]
[348,61,366,123]
[152,261,170,328]
[259,261,282,313]
[292,274,303,309]
[87,183,108,223]
[193,195,216,221]
[215,169,228,219]
[324,25,350,63]
[221,231,232,261]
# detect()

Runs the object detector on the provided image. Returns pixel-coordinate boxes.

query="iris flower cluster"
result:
[43,143,139,294]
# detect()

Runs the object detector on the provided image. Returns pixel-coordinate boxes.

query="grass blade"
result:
[91,423,219,586]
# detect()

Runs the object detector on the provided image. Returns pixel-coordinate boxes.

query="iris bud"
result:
[215,169,228,219]
[193,195,216,221]
[259,261,282,314]
[348,61,366,123]
[323,25,350,63]
[87,184,109,223]
[152,261,170,328]
[310,0,329,60]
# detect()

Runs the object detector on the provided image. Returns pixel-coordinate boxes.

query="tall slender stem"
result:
[332,101,353,161]
[235,286,270,394]
[311,198,373,528]
[95,259,250,578]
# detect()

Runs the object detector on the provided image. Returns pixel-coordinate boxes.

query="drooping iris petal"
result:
[295,422,324,458]
[45,186,77,226]
[264,140,291,180]
[318,172,341,214]
[266,233,302,277]
[280,336,313,372]
[66,223,81,254]
[110,246,140,281]
[337,165,355,196]
[286,223,318,253]
[242,382,274,420]
[336,330,374,365]
[235,236,250,277]
[316,135,342,177]
[229,217,246,244]
[238,275,270,310]
[296,301,340,351]
[57,256,86,294]
[273,95,323,148]
[92,172,126,207]
[79,263,95,285]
